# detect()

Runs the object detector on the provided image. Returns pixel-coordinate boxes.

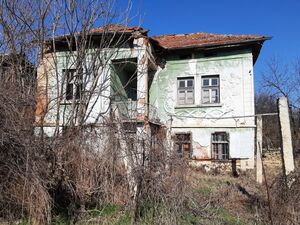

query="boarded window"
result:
[202,75,220,104]
[63,69,83,100]
[175,133,192,159]
[177,77,194,105]
[211,132,229,160]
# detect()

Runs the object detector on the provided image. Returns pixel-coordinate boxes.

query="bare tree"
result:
[261,57,300,151]
[255,93,281,149]
[0,1,191,224]
[261,57,300,109]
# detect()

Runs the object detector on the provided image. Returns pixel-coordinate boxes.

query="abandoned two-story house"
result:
[35,24,270,169]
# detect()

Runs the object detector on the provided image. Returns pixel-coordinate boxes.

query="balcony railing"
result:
[112,99,137,120]
[111,99,159,122]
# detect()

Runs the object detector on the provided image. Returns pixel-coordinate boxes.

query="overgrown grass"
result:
[209,207,247,225]
[46,173,265,224]
[88,204,119,217]
[50,203,202,225]
[51,215,69,225]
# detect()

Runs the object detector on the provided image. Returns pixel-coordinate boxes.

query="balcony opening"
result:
[111,58,137,119]
[111,58,137,102]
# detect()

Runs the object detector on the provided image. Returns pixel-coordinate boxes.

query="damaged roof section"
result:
[44,24,149,52]
[151,32,271,50]
[150,32,271,64]
[89,24,148,35]
[44,24,270,63]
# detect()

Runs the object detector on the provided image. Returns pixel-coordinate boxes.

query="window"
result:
[63,69,83,100]
[177,77,194,105]
[201,76,220,104]
[122,122,137,133]
[175,133,192,158]
[211,132,229,160]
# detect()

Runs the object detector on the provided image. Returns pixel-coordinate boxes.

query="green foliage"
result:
[113,212,131,225]
[179,211,201,225]
[16,220,30,225]
[51,215,69,225]
[88,204,119,217]
[209,207,247,225]
[195,186,213,196]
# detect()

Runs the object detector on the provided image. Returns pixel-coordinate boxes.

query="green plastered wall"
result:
[149,49,255,127]
[149,49,256,165]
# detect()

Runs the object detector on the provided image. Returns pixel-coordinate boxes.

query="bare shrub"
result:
[0,58,51,224]
[49,126,130,218]
[0,1,192,224]
[259,172,300,225]
[127,127,191,224]
[39,124,191,224]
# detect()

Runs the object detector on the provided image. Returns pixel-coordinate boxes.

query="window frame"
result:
[201,75,220,104]
[174,132,192,159]
[63,68,83,101]
[211,132,230,160]
[177,77,195,105]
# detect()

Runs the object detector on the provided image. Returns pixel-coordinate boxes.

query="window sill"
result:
[175,104,199,109]
[199,103,223,108]
[175,103,223,109]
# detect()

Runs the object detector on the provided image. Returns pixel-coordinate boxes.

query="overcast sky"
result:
[128,0,300,92]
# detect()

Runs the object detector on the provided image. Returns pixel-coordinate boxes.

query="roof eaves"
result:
[44,31,136,43]
[163,37,272,51]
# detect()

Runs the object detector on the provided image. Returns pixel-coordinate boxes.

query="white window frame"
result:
[177,77,194,105]
[211,132,229,160]
[201,75,220,104]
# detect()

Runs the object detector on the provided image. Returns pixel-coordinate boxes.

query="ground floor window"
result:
[175,133,192,158]
[211,132,229,160]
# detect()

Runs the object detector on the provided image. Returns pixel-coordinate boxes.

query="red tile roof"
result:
[151,32,269,50]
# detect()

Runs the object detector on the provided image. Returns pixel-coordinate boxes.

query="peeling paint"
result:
[36,26,266,169]
[149,49,256,166]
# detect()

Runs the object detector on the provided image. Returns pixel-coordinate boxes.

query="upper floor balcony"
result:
[111,99,160,123]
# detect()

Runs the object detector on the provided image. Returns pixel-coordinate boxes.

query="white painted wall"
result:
[36,42,148,137]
